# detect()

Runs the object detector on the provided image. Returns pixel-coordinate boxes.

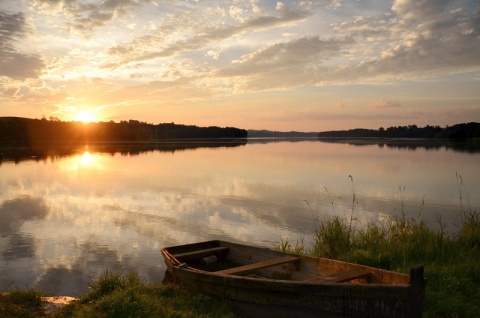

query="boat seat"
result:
[173,246,230,262]
[307,269,371,283]
[216,256,300,275]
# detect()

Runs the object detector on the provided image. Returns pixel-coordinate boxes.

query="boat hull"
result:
[162,240,425,318]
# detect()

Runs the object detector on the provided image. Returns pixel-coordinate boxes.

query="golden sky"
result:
[1,0,479,131]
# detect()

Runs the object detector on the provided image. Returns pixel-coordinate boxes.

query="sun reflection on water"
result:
[79,151,93,166]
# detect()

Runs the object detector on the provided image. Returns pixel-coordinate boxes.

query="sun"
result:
[75,110,98,123]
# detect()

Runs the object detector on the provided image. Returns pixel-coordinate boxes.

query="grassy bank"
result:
[275,208,480,317]
[0,271,235,318]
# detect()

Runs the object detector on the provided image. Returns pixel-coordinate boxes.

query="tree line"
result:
[0,117,248,146]
[317,123,480,139]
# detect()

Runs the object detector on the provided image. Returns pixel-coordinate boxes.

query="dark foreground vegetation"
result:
[0,271,235,318]
[317,122,480,139]
[0,117,247,146]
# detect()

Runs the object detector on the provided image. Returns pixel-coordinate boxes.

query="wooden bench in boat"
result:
[216,256,300,275]
[307,269,371,283]
[173,246,230,262]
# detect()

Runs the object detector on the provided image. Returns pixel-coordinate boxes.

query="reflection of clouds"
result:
[35,241,163,296]
[2,234,36,259]
[0,197,49,260]
[0,196,49,233]
[0,196,50,290]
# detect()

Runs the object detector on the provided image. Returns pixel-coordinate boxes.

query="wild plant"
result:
[273,238,307,255]
[348,175,358,234]
[83,269,145,302]
[456,172,472,216]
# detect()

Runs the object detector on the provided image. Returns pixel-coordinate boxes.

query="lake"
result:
[1,138,479,296]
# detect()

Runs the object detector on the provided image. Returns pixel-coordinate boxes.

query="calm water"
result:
[1,139,479,296]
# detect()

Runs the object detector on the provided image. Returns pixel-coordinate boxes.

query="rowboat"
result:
[161,240,426,318]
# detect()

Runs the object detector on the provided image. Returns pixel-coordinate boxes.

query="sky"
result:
[0,0,479,131]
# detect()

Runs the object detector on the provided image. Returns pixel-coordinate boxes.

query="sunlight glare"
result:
[79,151,93,166]
[75,111,98,123]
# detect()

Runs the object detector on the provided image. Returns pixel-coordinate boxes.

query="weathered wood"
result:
[161,240,426,317]
[216,256,300,275]
[307,269,371,283]
[173,246,229,262]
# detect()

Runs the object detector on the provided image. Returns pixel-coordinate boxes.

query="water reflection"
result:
[316,137,480,153]
[0,139,479,297]
[1,138,479,165]
[79,151,93,166]
[0,140,248,164]
[0,197,49,291]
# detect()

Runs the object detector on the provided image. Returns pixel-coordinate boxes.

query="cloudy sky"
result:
[1,0,479,131]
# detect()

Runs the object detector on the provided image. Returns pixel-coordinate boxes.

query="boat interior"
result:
[164,240,396,284]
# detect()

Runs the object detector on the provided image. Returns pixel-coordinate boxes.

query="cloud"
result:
[211,0,480,93]
[0,10,45,79]
[216,35,354,91]
[32,0,153,34]
[299,1,341,10]
[338,0,480,81]
[104,6,310,69]
[392,0,452,19]
[370,99,402,109]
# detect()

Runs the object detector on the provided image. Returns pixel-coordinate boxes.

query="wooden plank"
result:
[217,256,300,275]
[173,246,229,262]
[307,269,371,283]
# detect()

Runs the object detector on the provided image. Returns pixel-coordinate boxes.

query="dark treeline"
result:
[0,117,247,146]
[248,130,318,138]
[317,123,480,139]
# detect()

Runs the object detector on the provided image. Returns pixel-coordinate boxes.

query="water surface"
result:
[1,139,479,296]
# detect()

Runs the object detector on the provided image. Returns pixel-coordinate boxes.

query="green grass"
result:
[51,270,235,318]
[0,271,235,318]
[0,288,44,318]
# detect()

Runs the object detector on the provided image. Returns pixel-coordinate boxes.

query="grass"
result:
[0,288,44,318]
[50,270,235,318]
[0,270,235,318]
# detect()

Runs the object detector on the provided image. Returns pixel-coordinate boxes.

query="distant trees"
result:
[317,123,480,139]
[0,117,248,146]
[247,130,318,138]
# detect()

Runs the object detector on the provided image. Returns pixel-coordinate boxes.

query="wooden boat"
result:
[161,240,426,318]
